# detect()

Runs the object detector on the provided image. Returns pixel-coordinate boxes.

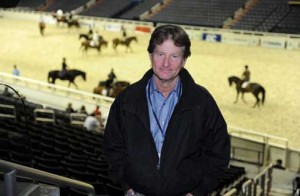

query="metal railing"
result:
[241,164,273,196]
[0,159,95,196]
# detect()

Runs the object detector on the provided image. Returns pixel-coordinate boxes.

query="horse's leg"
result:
[234,91,239,104]
[253,95,260,108]
[241,93,247,104]
[71,81,78,89]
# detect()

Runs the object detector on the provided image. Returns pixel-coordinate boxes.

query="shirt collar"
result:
[148,76,182,98]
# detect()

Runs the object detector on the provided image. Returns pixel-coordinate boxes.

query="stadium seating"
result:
[149,0,247,28]
[0,94,249,195]
[43,0,90,13]
[14,0,300,34]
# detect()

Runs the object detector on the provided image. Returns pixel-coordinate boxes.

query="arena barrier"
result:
[0,72,114,122]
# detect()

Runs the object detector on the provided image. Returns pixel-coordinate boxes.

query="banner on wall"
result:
[222,33,260,47]
[260,37,287,49]
[202,33,222,42]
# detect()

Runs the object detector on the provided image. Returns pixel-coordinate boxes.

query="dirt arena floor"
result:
[0,17,300,149]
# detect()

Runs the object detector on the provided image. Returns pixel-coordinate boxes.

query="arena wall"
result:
[1,9,300,50]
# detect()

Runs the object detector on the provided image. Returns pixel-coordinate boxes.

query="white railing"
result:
[229,125,289,148]
[241,164,273,196]
[0,72,114,115]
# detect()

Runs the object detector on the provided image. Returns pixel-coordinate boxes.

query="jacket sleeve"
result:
[103,97,129,191]
[193,94,231,195]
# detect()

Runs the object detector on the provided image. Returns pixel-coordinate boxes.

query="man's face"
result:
[150,39,186,83]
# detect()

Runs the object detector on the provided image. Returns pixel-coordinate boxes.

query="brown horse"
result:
[93,80,130,97]
[228,76,266,108]
[112,36,137,52]
[81,39,108,53]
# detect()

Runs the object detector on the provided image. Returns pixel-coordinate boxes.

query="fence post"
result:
[260,173,266,196]
[4,169,17,196]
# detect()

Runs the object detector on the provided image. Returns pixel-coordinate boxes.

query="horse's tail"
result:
[260,86,266,105]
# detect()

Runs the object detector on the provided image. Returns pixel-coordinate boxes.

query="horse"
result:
[65,19,80,29]
[51,13,68,26]
[228,76,266,108]
[48,69,86,89]
[79,33,90,41]
[81,39,108,53]
[112,36,138,52]
[93,80,130,97]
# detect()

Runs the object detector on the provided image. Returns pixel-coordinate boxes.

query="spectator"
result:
[12,65,20,76]
[83,113,101,131]
[91,105,101,116]
[65,102,76,113]
[273,159,285,170]
[78,105,88,115]
[2,87,13,97]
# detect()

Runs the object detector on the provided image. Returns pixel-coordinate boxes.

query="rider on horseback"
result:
[56,9,63,20]
[90,31,100,47]
[60,57,68,78]
[241,65,250,89]
[121,25,127,41]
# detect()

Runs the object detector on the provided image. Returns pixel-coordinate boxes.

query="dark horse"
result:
[112,36,137,52]
[79,33,90,41]
[66,19,80,29]
[228,76,266,108]
[81,39,108,53]
[48,69,86,89]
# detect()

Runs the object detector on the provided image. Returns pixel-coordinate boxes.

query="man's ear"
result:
[149,53,152,61]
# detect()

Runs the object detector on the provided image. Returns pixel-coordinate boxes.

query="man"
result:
[12,65,20,76]
[241,65,250,89]
[84,113,101,131]
[104,25,230,196]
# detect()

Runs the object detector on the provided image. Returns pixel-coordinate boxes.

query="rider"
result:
[88,27,93,40]
[56,9,63,20]
[241,65,250,89]
[121,25,127,41]
[90,30,99,47]
[60,57,68,78]
[105,69,117,96]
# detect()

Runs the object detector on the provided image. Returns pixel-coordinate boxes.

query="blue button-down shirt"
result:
[146,77,182,160]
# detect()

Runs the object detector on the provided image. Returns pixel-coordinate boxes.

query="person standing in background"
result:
[12,65,20,76]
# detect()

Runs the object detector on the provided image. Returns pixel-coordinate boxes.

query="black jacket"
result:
[104,68,230,196]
